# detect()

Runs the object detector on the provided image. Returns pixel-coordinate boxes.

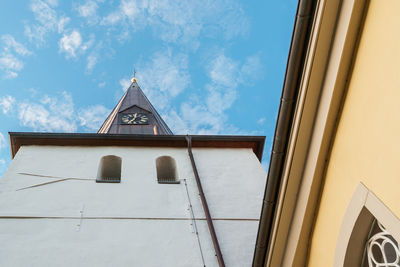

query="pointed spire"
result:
[98,81,173,135]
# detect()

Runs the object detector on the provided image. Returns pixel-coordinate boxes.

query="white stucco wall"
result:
[0,145,267,267]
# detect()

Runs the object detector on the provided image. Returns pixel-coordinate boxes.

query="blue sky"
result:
[0,0,297,176]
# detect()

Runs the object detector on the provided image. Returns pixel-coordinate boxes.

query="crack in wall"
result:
[16,172,94,191]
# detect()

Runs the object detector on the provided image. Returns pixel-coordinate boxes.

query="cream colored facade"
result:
[308,0,400,265]
[258,0,400,266]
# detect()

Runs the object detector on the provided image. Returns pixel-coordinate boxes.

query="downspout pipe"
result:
[186,135,226,267]
[252,0,317,266]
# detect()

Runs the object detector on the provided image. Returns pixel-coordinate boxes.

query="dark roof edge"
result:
[252,0,318,266]
[136,85,173,135]
[9,132,265,161]
[97,87,129,133]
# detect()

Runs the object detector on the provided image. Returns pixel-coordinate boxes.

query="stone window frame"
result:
[334,183,400,266]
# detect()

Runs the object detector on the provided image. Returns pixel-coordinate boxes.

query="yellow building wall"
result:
[308,0,400,266]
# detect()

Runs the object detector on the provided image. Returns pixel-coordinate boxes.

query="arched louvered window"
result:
[156,156,179,184]
[96,155,122,183]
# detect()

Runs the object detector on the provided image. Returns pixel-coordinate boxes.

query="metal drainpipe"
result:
[252,0,316,266]
[185,135,226,267]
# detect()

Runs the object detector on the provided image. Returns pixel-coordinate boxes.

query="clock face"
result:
[120,113,149,125]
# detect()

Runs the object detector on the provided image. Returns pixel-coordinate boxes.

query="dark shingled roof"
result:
[98,81,173,135]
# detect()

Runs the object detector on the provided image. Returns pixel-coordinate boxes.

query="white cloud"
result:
[205,52,263,115]
[25,0,70,45]
[257,117,266,125]
[0,133,6,149]
[29,88,38,97]
[204,54,242,115]
[121,0,139,17]
[0,54,23,78]
[18,91,77,132]
[85,40,101,72]
[119,78,131,92]
[0,35,31,79]
[77,0,102,25]
[59,30,83,58]
[0,54,23,70]
[59,31,96,60]
[209,54,237,86]
[1,35,31,56]
[25,0,57,44]
[101,0,140,26]
[98,81,106,88]
[2,91,108,133]
[115,49,192,133]
[82,35,95,53]
[5,72,17,79]
[0,95,16,114]
[78,0,98,18]
[163,52,263,135]
[137,49,190,109]
[31,0,58,26]
[78,105,110,131]
[122,50,262,135]
[205,85,237,115]
[217,1,249,40]
[100,0,249,47]
[57,17,70,33]
[44,0,58,7]
[241,55,263,83]
[102,12,122,25]
[179,103,225,134]
[86,54,97,71]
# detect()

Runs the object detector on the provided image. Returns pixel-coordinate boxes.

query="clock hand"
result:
[128,113,137,123]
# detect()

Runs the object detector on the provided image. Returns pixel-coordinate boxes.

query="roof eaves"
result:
[9,132,265,161]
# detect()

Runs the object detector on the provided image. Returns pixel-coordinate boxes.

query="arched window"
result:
[335,184,400,267]
[156,156,179,184]
[96,155,122,183]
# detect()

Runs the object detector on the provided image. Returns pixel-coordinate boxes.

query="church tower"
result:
[98,80,172,135]
[1,78,267,267]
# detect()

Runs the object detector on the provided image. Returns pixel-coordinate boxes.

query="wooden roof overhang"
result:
[9,132,265,161]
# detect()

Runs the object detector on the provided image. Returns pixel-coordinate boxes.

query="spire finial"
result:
[131,68,138,83]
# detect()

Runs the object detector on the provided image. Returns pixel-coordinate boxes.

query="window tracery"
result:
[363,220,400,267]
